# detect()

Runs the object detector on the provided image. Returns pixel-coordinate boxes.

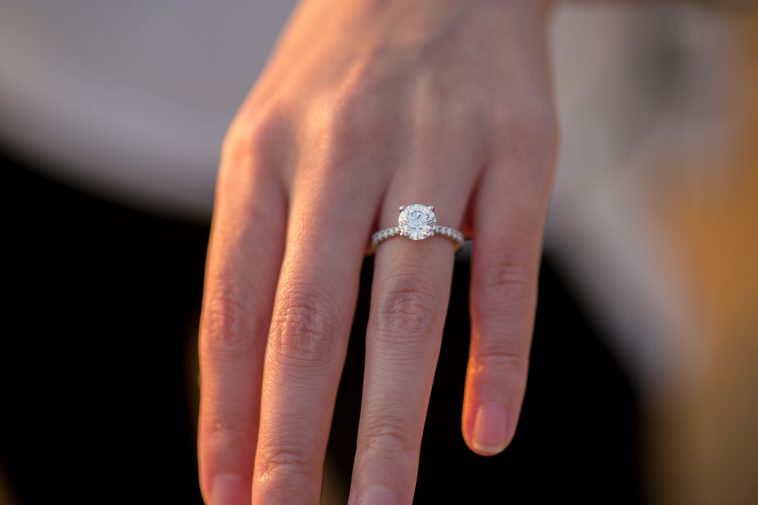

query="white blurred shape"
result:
[0,0,297,219]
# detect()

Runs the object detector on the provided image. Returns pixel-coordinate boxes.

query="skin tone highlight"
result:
[197,1,559,504]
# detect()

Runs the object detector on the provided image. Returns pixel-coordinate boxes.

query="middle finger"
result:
[348,149,481,505]
[251,162,378,504]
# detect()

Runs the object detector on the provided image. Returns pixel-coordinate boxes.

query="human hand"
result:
[198,0,558,503]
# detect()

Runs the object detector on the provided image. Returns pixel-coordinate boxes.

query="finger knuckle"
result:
[201,409,255,447]
[473,251,534,322]
[321,95,376,149]
[477,252,531,302]
[270,285,339,365]
[496,98,555,135]
[257,446,316,482]
[523,105,558,144]
[360,415,416,461]
[374,271,438,346]
[201,290,261,359]
[315,67,387,151]
[474,340,530,378]
[493,103,559,165]
[472,251,534,376]
[219,122,247,166]
[221,104,290,169]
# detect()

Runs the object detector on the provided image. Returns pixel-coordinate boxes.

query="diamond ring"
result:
[370,204,465,253]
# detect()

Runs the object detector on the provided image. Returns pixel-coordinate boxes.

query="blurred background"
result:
[1,1,757,504]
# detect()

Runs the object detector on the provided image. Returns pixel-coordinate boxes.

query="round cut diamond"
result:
[398,204,436,240]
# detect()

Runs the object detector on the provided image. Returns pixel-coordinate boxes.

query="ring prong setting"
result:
[397,203,437,241]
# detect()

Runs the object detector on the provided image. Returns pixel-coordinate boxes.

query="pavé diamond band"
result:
[370,204,465,253]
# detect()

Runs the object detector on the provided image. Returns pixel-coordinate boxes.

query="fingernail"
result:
[211,473,245,505]
[358,486,400,505]
[473,402,508,454]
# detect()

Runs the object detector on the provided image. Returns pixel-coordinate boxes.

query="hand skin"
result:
[197,0,559,504]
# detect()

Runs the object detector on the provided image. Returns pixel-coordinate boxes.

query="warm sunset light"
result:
[1,2,757,505]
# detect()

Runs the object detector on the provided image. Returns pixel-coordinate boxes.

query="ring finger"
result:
[348,138,483,505]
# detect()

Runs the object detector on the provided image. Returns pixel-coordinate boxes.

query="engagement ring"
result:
[370,204,464,253]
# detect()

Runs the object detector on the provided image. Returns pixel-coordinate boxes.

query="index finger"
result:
[197,134,287,505]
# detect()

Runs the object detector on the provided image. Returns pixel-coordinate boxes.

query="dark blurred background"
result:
[1,2,757,504]
[0,153,641,504]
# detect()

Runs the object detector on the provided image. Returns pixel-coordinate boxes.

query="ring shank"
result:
[369,224,465,254]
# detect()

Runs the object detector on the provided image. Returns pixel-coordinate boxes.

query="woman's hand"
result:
[198,0,558,503]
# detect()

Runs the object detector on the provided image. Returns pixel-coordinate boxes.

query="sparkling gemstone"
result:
[398,204,436,240]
